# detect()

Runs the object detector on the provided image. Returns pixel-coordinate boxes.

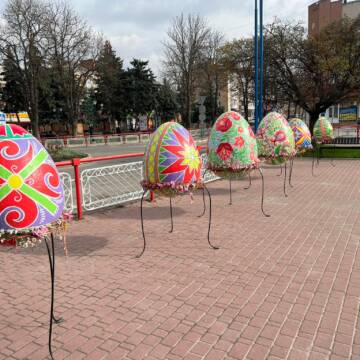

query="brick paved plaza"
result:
[1,158,360,360]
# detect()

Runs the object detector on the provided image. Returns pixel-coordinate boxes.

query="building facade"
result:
[309,0,360,37]
[308,0,360,125]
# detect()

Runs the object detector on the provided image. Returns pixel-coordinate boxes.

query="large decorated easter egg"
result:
[256,112,296,165]
[142,122,202,195]
[313,116,334,143]
[207,111,259,179]
[288,118,312,153]
[0,124,64,231]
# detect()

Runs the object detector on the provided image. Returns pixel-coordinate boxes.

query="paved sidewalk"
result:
[1,159,360,360]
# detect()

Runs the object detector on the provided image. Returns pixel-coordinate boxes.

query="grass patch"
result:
[301,147,360,158]
[90,137,105,144]
[48,148,88,162]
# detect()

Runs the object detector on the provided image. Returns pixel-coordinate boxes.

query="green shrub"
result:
[48,148,88,162]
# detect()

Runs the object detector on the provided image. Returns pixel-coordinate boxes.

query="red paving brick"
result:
[1,159,360,359]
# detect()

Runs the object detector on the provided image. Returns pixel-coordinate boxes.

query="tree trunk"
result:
[186,96,191,129]
[287,99,291,119]
[30,109,40,138]
[69,108,77,136]
[29,85,40,139]
[243,88,248,121]
[309,111,321,134]
[188,88,192,129]
[214,76,219,120]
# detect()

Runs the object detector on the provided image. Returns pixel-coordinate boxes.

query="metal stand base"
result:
[200,170,269,218]
[229,178,232,205]
[169,197,174,233]
[244,173,252,190]
[331,142,335,167]
[312,141,322,177]
[258,168,270,217]
[289,158,294,188]
[283,162,288,197]
[204,184,219,250]
[137,185,219,257]
[312,142,335,177]
[136,191,147,258]
[198,187,206,218]
[44,233,63,360]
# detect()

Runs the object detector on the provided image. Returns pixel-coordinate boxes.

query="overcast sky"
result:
[1,0,314,76]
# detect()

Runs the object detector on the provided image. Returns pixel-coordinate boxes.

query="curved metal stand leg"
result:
[258,168,270,217]
[45,233,62,360]
[198,187,206,218]
[317,144,320,166]
[50,234,62,324]
[229,178,232,205]
[244,173,252,190]
[289,158,294,188]
[203,184,219,250]
[136,191,147,258]
[312,146,316,177]
[283,162,288,197]
[331,143,335,167]
[277,165,283,176]
[169,196,174,233]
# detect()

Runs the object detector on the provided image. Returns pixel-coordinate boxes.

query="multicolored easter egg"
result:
[142,122,202,195]
[288,118,313,153]
[256,112,296,165]
[0,124,64,231]
[207,111,259,179]
[313,116,334,143]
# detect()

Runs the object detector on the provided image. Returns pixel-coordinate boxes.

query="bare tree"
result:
[266,17,360,131]
[0,0,49,137]
[46,1,102,135]
[198,30,226,123]
[163,14,211,127]
[221,39,253,120]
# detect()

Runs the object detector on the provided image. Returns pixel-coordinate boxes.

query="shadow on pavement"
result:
[0,235,109,257]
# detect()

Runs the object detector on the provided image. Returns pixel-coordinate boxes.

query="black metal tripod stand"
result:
[44,232,63,360]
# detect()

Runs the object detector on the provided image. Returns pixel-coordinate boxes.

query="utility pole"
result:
[254,0,264,132]
[254,0,259,131]
[259,0,264,122]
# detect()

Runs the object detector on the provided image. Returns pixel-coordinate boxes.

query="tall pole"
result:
[259,0,264,122]
[254,0,259,131]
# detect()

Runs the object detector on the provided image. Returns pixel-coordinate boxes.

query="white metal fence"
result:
[81,161,144,211]
[59,172,74,214]
[59,154,218,214]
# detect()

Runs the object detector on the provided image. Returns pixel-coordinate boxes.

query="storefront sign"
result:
[339,106,358,121]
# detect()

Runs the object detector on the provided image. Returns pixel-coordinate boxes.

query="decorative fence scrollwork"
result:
[59,172,74,214]
[201,154,220,183]
[81,162,144,211]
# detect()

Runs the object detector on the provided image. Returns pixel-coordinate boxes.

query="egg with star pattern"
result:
[142,122,202,195]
